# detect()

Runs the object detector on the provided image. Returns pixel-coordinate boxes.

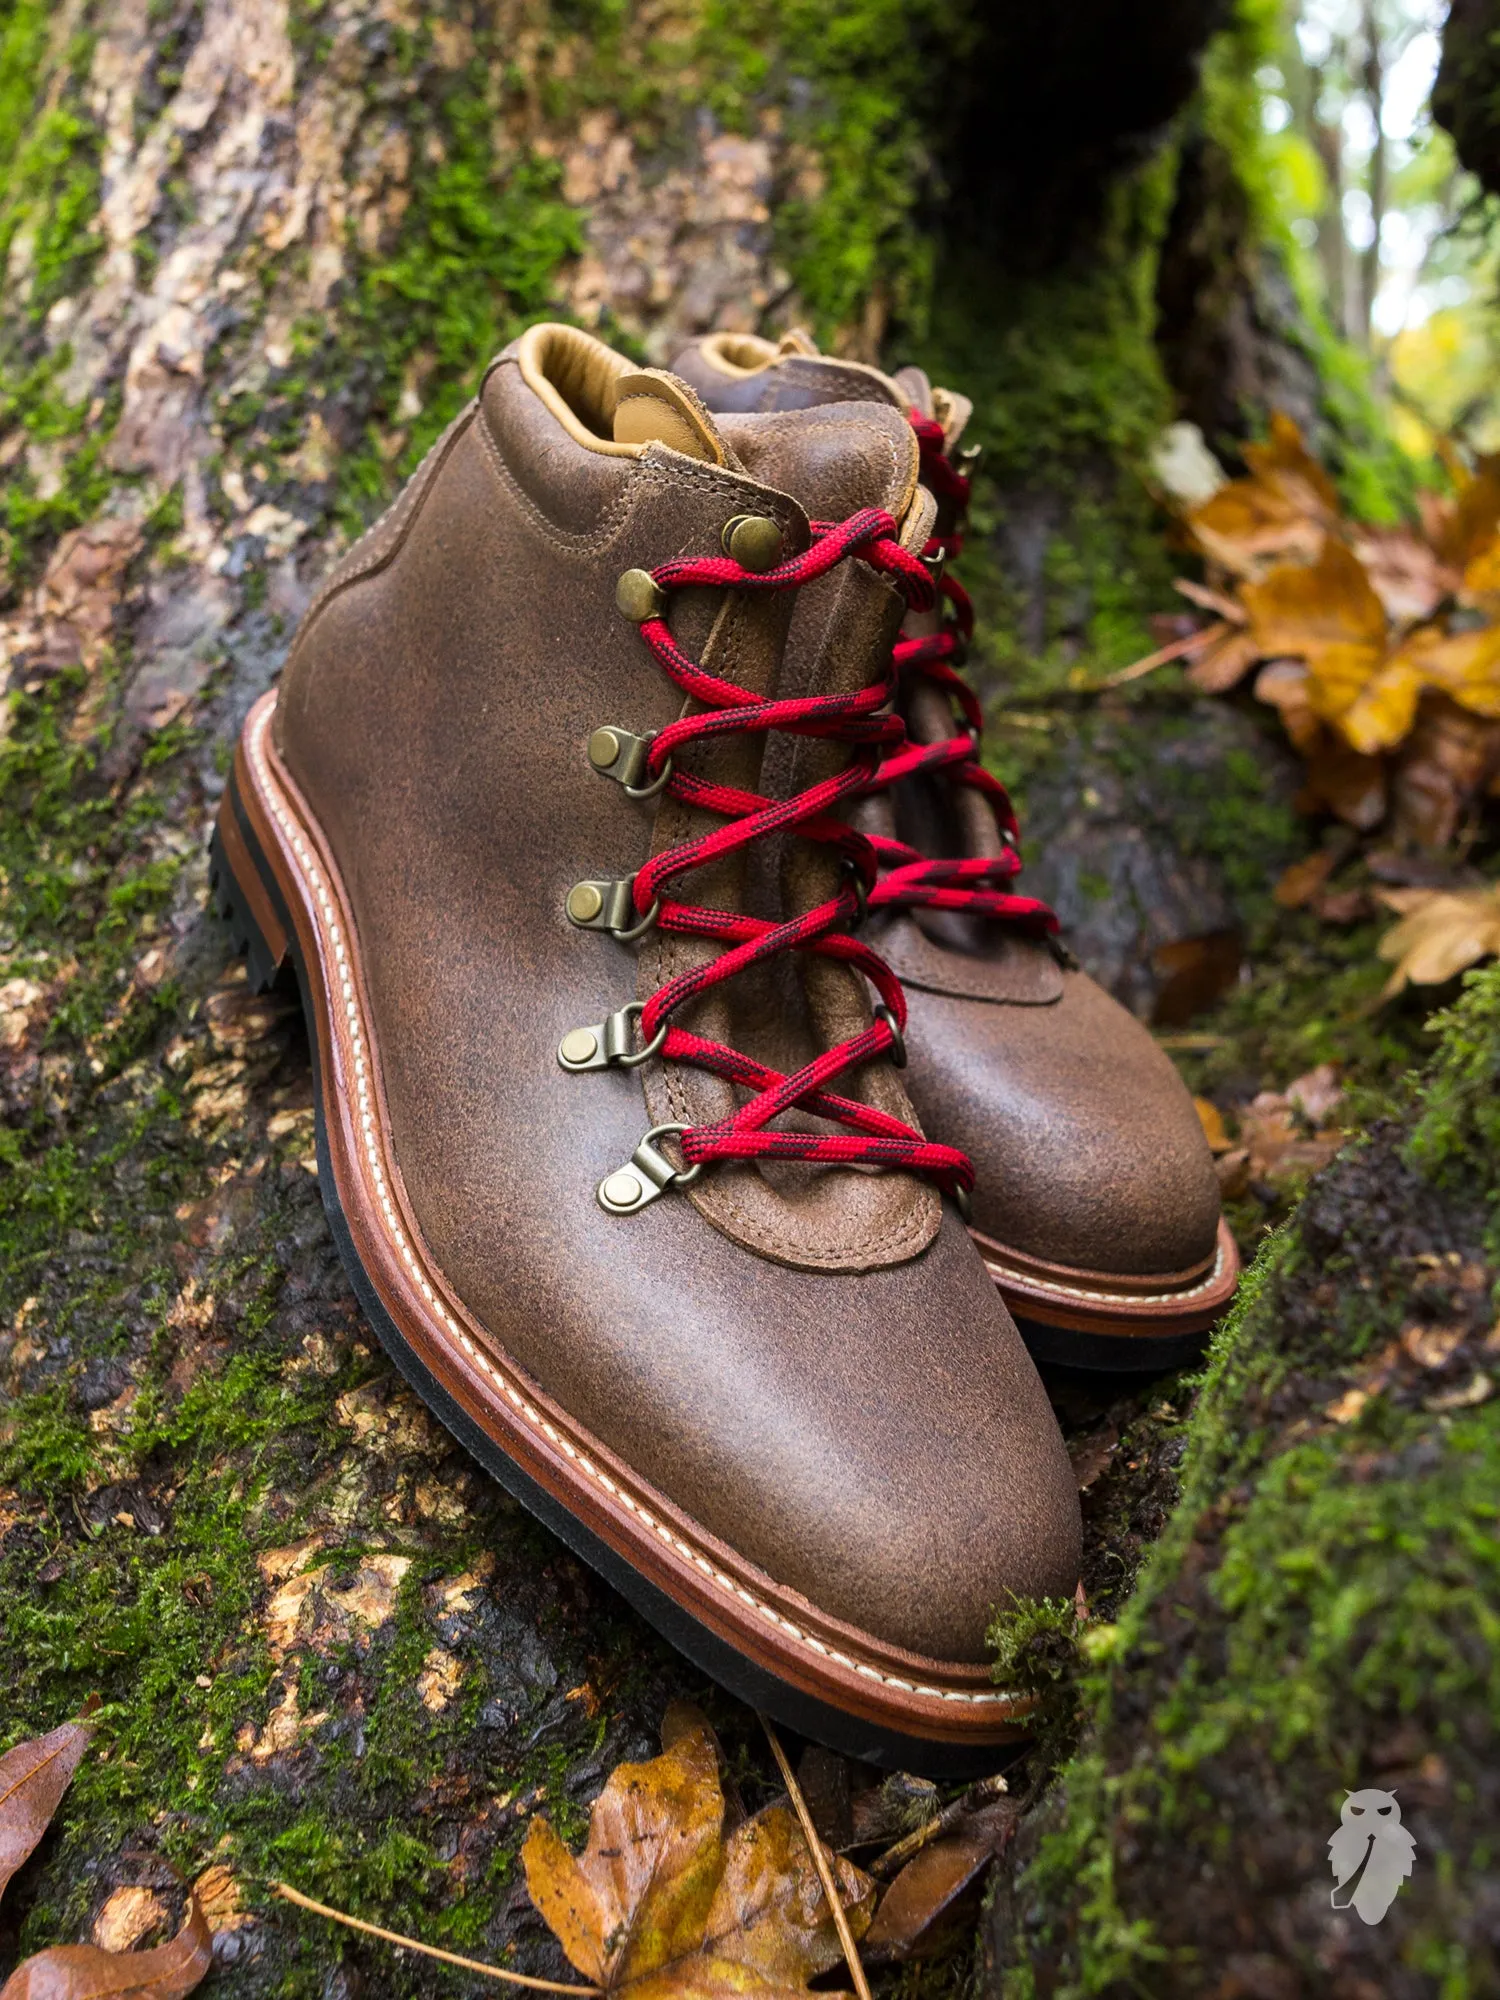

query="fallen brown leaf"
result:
[1183,626,1261,693]
[1192,1098,1233,1154]
[1285,1063,1342,1126]
[1429,453,1500,572]
[1376,885,1500,997]
[1351,526,1455,624]
[861,1803,1017,1962]
[92,1890,169,1955]
[1296,738,1388,832]
[1067,1423,1120,1491]
[0,1894,211,2000]
[0,1706,97,1903]
[1273,850,1338,909]
[1401,1322,1468,1370]
[1254,660,1323,755]
[1462,532,1500,608]
[1424,1372,1493,1412]
[522,1720,873,1999]
[1235,1073,1345,1185]
[1241,537,1410,748]
[1173,577,1247,623]
[1149,930,1242,1027]
[1390,696,1500,850]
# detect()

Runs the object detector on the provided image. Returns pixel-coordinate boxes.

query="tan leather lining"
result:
[513,323,642,457]
[613,368,728,464]
[701,331,781,374]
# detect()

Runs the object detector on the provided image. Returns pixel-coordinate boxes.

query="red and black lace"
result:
[860,415,1059,937]
[624,509,973,1200]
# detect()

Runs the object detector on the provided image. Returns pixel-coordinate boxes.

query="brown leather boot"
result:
[672,332,1239,1369]
[210,324,1080,1771]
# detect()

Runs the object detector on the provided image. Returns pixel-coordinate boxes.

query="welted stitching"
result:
[246,702,1016,1711]
[983,1238,1231,1308]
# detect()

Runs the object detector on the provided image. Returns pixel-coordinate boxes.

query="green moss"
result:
[695,0,974,343]
[0,9,102,318]
[1404,962,1500,1210]
[333,48,581,530]
[1001,1031,1500,1994]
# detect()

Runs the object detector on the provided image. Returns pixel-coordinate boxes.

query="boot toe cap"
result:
[906,970,1222,1279]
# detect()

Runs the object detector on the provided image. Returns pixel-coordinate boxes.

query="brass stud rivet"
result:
[616,569,665,621]
[559,1028,599,1066]
[601,1171,643,1209]
[588,727,622,770]
[566,882,603,924]
[723,515,782,573]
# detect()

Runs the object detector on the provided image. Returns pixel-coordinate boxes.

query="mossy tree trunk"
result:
[3,1,1496,1994]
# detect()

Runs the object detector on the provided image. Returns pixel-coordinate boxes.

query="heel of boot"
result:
[208,794,290,995]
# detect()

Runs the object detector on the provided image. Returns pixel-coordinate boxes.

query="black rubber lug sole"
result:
[1014,1311,1210,1376]
[207,786,1020,1780]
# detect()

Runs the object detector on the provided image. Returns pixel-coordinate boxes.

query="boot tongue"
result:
[612,368,732,464]
[717,398,922,530]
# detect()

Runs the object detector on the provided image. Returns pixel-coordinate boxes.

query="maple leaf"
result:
[1390,699,1500,850]
[1411,622,1500,721]
[1241,537,1397,739]
[1377,886,1500,997]
[1296,736,1388,832]
[1183,625,1261,694]
[1185,413,1338,577]
[522,1723,874,2000]
[1462,534,1500,609]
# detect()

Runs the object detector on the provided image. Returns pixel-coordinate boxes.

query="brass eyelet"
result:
[597,1123,703,1214]
[565,876,662,942]
[838,856,869,930]
[616,569,665,621]
[625,758,672,801]
[557,1001,669,1073]
[588,725,672,799]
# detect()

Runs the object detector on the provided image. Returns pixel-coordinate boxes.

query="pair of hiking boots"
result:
[213,323,1237,1773]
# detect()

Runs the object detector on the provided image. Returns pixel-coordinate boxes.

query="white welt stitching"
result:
[981,1242,1229,1309]
[245,706,1015,1714]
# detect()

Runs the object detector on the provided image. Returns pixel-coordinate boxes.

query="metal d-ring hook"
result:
[873,1002,907,1068]
[838,856,870,929]
[557,1000,669,1073]
[597,1123,704,1215]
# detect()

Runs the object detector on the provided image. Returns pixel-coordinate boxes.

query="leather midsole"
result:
[975,1216,1241,1337]
[225,692,1030,1744]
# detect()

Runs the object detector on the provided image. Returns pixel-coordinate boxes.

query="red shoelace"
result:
[624,507,974,1200]
[860,415,1059,937]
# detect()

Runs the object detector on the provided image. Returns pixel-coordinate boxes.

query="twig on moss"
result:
[271,1883,601,1994]
[869,1771,1009,1879]
[1098,622,1226,688]
[760,1720,872,2000]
